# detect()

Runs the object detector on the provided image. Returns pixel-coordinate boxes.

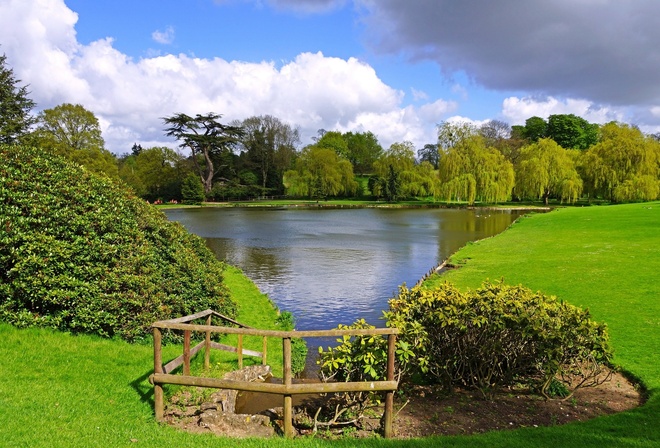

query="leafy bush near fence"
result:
[320,281,612,401]
[385,281,613,397]
[0,144,237,342]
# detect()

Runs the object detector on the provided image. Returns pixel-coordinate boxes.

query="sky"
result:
[2,0,660,154]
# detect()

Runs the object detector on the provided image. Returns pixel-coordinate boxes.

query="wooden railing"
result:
[149,309,399,438]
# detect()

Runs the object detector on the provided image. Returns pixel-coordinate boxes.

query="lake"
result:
[164,207,525,333]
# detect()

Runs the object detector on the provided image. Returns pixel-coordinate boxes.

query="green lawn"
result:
[1,203,659,446]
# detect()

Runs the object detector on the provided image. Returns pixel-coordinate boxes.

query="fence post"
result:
[262,336,268,365]
[183,329,191,376]
[282,337,293,438]
[238,334,244,369]
[204,315,211,370]
[153,327,164,421]
[383,333,396,438]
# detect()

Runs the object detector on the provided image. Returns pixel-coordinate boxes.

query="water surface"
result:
[165,207,524,332]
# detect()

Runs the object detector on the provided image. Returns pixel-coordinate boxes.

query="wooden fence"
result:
[149,309,400,438]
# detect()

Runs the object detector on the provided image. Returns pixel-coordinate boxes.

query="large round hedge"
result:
[0,144,237,341]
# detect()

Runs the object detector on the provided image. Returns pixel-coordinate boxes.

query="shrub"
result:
[0,144,237,342]
[181,173,205,204]
[385,281,612,397]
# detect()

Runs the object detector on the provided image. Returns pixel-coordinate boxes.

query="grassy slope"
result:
[1,203,659,447]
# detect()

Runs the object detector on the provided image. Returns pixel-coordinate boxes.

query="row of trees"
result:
[2,52,659,204]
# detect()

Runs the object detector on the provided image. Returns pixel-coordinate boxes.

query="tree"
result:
[580,122,660,202]
[437,121,478,150]
[479,119,511,144]
[342,131,383,175]
[437,123,514,204]
[547,114,599,150]
[516,138,583,204]
[181,173,205,204]
[238,115,299,195]
[283,145,357,199]
[521,116,548,142]
[163,113,244,194]
[315,131,349,158]
[119,146,186,201]
[371,141,415,200]
[34,103,118,179]
[0,53,36,144]
[417,143,440,168]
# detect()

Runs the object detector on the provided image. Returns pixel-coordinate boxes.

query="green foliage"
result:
[163,112,245,194]
[437,129,514,204]
[32,103,119,180]
[284,145,358,198]
[521,116,548,142]
[181,173,205,204]
[580,122,660,202]
[316,319,400,430]
[318,319,390,382]
[0,144,237,341]
[119,146,187,201]
[516,138,583,204]
[0,53,36,145]
[276,311,308,376]
[547,114,599,150]
[385,281,612,397]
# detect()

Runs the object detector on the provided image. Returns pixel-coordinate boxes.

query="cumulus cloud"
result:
[0,0,452,153]
[357,0,660,107]
[501,96,624,125]
[151,26,175,45]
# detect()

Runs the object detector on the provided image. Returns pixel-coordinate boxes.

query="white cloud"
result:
[151,26,175,45]
[0,0,455,153]
[411,87,428,101]
[501,96,624,125]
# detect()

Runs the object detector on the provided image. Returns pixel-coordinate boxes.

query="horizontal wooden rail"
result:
[210,341,262,358]
[152,321,399,338]
[151,373,397,395]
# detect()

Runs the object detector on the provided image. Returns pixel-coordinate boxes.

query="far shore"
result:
[155,199,555,212]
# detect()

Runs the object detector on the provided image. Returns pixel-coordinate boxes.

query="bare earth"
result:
[165,368,642,439]
[392,370,642,438]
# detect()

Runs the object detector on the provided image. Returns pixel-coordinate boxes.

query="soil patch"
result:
[164,368,642,439]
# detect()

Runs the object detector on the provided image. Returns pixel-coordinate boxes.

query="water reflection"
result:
[165,207,524,333]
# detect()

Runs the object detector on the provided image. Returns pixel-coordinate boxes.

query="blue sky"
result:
[2,0,660,153]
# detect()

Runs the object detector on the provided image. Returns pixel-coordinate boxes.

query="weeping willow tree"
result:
[515,138,583,204]
[437,123,514,204]
[580,122,660,202]
[283,145,357,198]
[371,141,440,201]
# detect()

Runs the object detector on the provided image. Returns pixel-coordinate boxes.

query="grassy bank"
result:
[1,203,659,446]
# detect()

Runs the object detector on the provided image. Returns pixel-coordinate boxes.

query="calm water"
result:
[165,207,524,333]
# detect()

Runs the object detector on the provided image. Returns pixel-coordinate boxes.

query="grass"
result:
[1,203,659,446]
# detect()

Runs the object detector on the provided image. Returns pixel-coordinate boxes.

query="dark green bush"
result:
[181,173,205,205]
[0,144,237,342]
[385,281,612,397]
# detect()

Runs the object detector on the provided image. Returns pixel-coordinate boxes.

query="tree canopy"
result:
[516,138,583,204]
[34,103,119,179]
[163,112,244,194]
[580,122,660,202]
[0,53,36,144]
